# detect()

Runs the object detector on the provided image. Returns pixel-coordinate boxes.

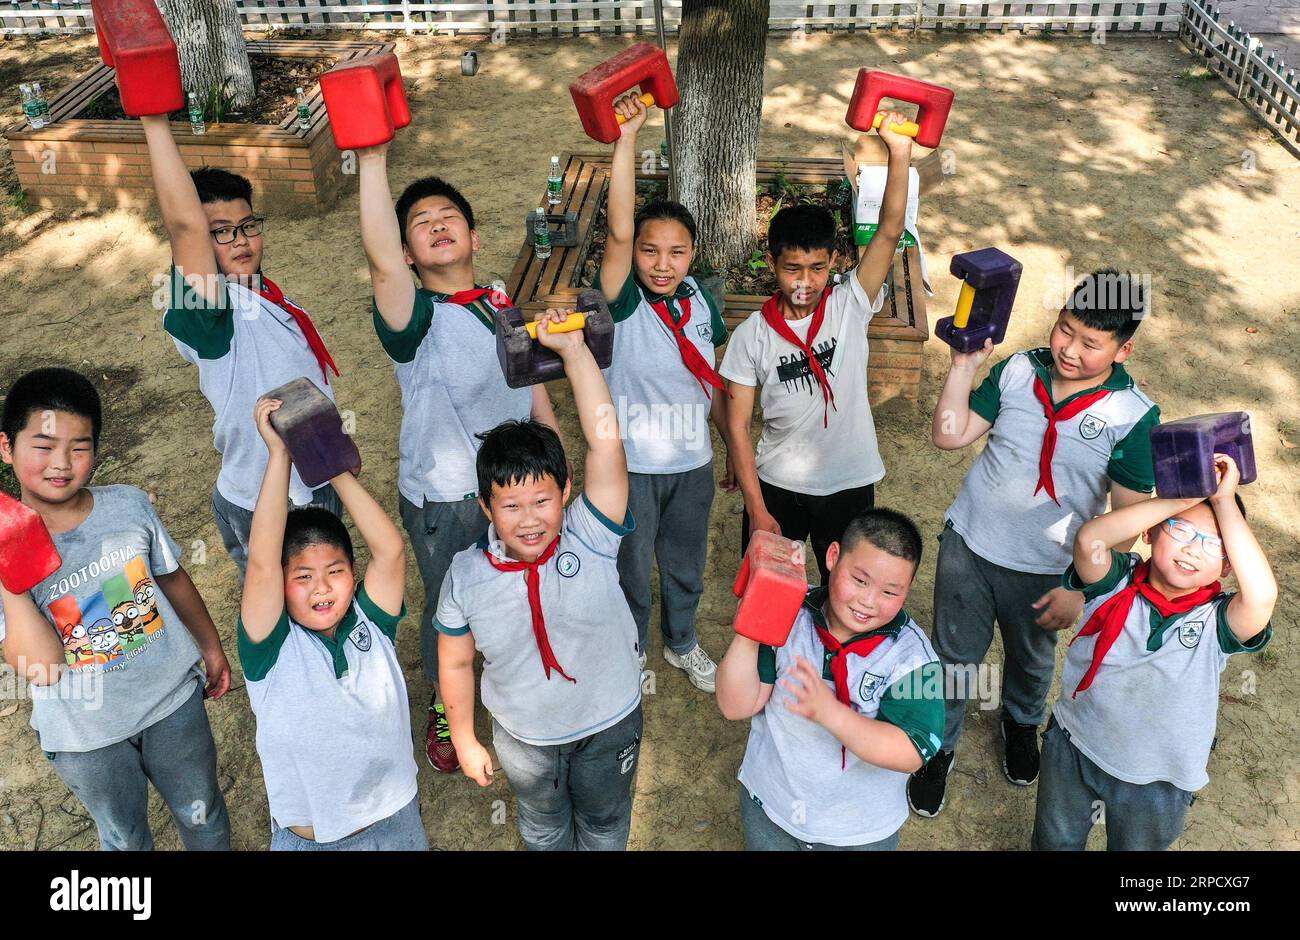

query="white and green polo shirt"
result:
[718,273,887,496]
[434,493,641,746]
[374,288,533,506]
[738,588,945,846]
[164,268,335,511]
[946,348,1160,574]
[596,272,728,475]
[237,584,418,843]
[1053,551,1271,792]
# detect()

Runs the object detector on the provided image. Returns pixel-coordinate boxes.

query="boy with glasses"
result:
[141,115,345,581]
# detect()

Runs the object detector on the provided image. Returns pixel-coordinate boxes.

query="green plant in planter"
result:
[201,77,240,124]
[746,249,768,273]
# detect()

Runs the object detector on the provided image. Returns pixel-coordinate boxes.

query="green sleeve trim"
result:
[1062,550,1132,602]
[355,582,406,644]
[433,618,470,637]
[757,643,777,684]
[967,357,1010,424]
[372,293,433,365]
[1215,595,1272,654]
[581,492,635,537]
[594,270,642,324]
[1107,404,1161,493]
[878,662,946,763]
[236,610,291,682]
[695,281,728,347]
[163,266,234,360]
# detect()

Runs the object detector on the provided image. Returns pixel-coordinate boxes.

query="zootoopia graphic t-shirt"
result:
[0,486,204,752]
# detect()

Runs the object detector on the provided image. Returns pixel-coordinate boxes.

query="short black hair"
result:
[1062,268,1148,343]
[395,176,476,243]
[1,368,102,450]
[282,507,354,569]
[767,204,837,263]
[475,419,568,506]
[634,199,697,245]
[840,508,924,575]
[191,167,254,208]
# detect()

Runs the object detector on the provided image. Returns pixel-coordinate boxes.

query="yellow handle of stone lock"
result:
[871,113,921,138]
[525,312,587,339]
[614,93,657,123]
[953,281,976,329]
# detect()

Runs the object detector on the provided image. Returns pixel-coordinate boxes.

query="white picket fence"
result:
[0,0,1187,36]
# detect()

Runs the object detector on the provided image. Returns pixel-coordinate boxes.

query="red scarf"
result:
[483,535,575,683]
[447,285,513,308]
[648,294,728,400]
[1070,559,1220,698]
[1032,375,1110,504]
[257,275,340,386]
[813,623,890,769]
[761,288,836,427]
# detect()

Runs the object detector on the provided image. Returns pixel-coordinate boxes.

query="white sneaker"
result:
[663,643,717,693]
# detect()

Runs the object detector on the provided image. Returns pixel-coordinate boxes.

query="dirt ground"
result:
[0,29,1296,852]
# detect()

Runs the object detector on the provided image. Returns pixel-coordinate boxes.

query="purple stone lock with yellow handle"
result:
[1150,412,1257,499]
[936,247,1022,354]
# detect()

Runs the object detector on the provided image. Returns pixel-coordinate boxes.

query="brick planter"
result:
[2,39,395,211]
[507,153,929,405]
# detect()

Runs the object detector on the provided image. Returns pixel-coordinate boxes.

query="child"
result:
[716,508,944,850]
[720,113,914,585]
[595,95,733,692]
[0,368,231,851]
[237,396,425,851]
[907,270,1161,818]
[356,141,561,772]
[1033,454,1274,850]
[140,114,344,582]
[437,311,642,851]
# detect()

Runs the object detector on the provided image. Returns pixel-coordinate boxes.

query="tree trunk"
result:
[159,0,255,113]
[673,0,770,273]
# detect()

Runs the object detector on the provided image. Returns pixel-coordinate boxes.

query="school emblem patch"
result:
[556,552,581,578]
[1179,619,1205,649]
[1078,413,1107,440]
[858,672,886,700]
[696,323,712,341]
[351,624,372,652]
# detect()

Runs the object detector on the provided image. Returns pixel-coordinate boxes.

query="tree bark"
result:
[673,0,770,272]
[158,0,255,113]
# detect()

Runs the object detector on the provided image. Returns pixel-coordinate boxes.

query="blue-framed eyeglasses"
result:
[1164,518,1225,560]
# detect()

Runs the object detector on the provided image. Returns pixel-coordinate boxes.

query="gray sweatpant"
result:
[212,482,342,584]
[399,493,490,683]
[931,525,1062,752]
[45,684,230,851]
[1032,718,1193,850]
[616,465,715,657]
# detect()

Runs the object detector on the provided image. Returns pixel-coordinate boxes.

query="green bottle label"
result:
[297,104,311,124]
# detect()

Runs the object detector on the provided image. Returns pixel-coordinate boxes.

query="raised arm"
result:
[240,398,292,641]
[932,340,995,450]
[331,470,406,619]
[357,143,417,332]
[853,112,912,302]
[0,587,65,686]
[537,310,627,525]
[1072,491,1202,587]
[598,95,649,302]
[1210,457,1276,642]
[716,634,774,719]
[140,114,221,303]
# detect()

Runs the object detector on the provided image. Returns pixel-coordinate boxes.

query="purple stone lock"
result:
[265,377,362,489]
[495,288,615,389]
[935,247,1022,353]
[1150,411,1257,499]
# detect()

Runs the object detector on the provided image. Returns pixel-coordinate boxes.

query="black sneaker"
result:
[907,749,955,818]
[1001,718,1040,786]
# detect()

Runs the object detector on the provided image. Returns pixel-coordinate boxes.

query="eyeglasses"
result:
[1164,518,1225,560]
[210,218,265,244]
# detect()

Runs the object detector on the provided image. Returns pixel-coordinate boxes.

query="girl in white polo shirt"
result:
[237,397,424,851]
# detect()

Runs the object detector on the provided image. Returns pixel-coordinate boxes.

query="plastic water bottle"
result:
[20,84,45,130]
[546,155,563,206]
[30,82,50,127]
[533,207,551,261]
[188,92,206,136]
[296,87,311,131]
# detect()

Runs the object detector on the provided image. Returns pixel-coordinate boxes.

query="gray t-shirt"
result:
[434,494,641,746]
[1053,551,1272,791]
[0,485,203,752]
